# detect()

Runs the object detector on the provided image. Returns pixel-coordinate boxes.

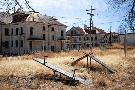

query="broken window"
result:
[43,26,45,31]
[61,30,64,37]
[4,41,9,49]
[29,41,32,50]
[11,40,13,47]
[20,27,24,35]
[91,37,93,41]
[79,37,81,41]
[16,28,19,35]
[95,36,97,40]
[11,28,13,35]
[51,27,55,31]
[5,28,9,36]
[30,27,33,36]
[52,35,55,40]
[15,40,18,47]
[71,31,73,35]
[20,40,23,47]
[43,34,46,40]
[51,46,55,51]
[87,37,89,40]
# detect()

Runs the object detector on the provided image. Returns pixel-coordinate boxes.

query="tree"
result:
[108,0,135,33]
[0,0,35,13]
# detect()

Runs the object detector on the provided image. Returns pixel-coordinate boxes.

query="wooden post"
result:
[44,56,46,65]
[124,30,127,57]
[72,69,78,80]
[87,55,89,73]
[53,71,56,80]
[90,56,91,69]
[44,56,48,65]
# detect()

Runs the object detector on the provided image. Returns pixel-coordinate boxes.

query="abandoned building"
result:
[119,33,135,45]
[0,11,67,55]
[66,26,119,50]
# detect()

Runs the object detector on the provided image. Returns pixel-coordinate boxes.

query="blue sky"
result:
[1,0,127,32]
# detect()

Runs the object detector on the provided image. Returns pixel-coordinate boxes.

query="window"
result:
[20,27,23,35]
[11,28,13,35]
[84,37,85,41]
[71,31,73,35]
[87,37,89,40]
[92,43,94,47]
[87,44,89,47]
[61,30,64,37]
[44,46,46,51]
[95,36,97,40]
[16,28,19,35]
[43,26,45,31]
[30,27,33,36]
[15,40,18,47]
[43,34,46,40]
[52,35,55,40]
[91,37,93,41]
[20,40,23,47]
[5,41,9,49]
[79,37,81,41]
[51,27,54,31]
[11,40,13,47]
[51,46,55,51]
[29,41,32,50]
[5,28,9,36]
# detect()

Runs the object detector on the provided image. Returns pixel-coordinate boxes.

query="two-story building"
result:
[66,26,119,50]
[0,11,67,55]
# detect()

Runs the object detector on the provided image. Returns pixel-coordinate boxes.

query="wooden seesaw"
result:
[71,52,115,74]
[33,56,92,85]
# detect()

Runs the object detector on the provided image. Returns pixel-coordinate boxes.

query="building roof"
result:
[0,12,12,24]
[66,26,85,36]
[84,26,106,34]
[12,12,29,23]
[0,11,66,27]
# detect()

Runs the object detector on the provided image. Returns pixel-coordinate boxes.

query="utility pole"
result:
[109,26,112,46]
[86,6,95,31]
[86,6,95,52]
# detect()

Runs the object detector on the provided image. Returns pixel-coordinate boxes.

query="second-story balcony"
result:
[57,36,66,40]
[27,35,44,41]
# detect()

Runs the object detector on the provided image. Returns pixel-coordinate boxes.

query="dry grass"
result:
[0,45,135,90]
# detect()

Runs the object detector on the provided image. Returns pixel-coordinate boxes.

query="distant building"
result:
[119,33,135,45]
[66,26,119,50]
[0,11,67,55]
